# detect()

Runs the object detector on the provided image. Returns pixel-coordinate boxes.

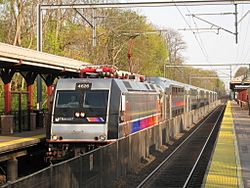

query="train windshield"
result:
[54,90,109,124]
[56,91,81,108]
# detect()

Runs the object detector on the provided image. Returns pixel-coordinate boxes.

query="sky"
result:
[121,1,250,90]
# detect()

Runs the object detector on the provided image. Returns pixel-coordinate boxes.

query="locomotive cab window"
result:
[54,90,109,124]
[56,91,81,108]
[84,91,108,108]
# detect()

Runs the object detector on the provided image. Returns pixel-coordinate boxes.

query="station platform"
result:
[0,128,46,155]
[204,101,250,188]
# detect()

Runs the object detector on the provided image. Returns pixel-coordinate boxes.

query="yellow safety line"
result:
[0,134,45,147]
[205,101,239,188]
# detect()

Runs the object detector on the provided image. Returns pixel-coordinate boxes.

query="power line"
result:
[186,7,210,62]
[175,5,209,62]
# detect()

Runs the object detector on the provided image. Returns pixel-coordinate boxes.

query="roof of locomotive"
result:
[55,78,159,93]
[55,77,216,96]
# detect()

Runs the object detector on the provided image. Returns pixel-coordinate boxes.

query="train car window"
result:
[149,84,155,90]
[123,81,132,89]
[56,91,81,108]
[144,84,150,90]
[54,90,109,124]
[84,90,108,108]
[172,87,175,95]
[125,93,158,120]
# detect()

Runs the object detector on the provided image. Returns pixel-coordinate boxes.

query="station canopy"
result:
[0,42,89,74]
[230,75,250,91]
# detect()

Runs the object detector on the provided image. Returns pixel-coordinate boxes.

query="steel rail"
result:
[182,105,225,188]
[136,105,223,188]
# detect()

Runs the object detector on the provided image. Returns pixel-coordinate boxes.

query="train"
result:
[46,66,217,161]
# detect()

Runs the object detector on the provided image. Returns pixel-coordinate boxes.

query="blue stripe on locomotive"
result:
[132,121,140,133]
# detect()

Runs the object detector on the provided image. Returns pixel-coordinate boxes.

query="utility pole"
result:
[127,35,139,73]
[235,4,238,44]
[92,9,97,47]
[36,4,43,110]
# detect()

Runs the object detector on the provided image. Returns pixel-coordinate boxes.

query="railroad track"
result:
[136,105,225,188]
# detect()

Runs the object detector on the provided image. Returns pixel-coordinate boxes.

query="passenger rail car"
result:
[190,88,199,110]
[146,77,185,119]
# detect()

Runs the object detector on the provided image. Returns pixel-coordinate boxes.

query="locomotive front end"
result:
[47,79,111,160]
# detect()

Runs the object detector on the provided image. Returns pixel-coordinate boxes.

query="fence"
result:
[1,121,169,188]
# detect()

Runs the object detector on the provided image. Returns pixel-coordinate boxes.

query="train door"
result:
[169,89,172,119]
[164,91,170,120]
[248,88,250,115]
[185,90,190,113]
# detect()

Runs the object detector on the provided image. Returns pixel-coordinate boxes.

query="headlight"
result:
[74,112,80,118]
[80,112,85,118]
[99,135,106,141]
[52,135,58,140]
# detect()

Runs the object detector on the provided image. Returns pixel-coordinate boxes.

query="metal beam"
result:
[40,1,250,10]
[0,150,27,162]
[191,76,228,79]
[165,63,250,67]
[189,76,222,84]
[178,27,220,32]
[186,12,235,16]
[190,14,236,35]
[238,9,250,23]
[74,9,93,28]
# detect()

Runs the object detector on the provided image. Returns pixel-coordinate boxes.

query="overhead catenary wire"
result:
[176,5,242,85]
[185,6,210,62]
[175,5,210,63]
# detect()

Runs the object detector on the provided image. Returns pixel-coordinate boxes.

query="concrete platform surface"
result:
[0,128,46,154]
[233,101,250,188]
[204,101,250,188]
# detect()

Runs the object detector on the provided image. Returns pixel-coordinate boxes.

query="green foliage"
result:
[165,67,226,94]
[0,3,226,110]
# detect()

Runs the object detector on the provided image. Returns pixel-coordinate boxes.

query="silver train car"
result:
[146,77,217,118]
[47,76,217,160]
[47,78,161,159]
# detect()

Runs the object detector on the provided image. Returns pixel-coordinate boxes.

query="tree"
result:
[0,1,226,110]
[234,67,248,78]
[162,28,186,65]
